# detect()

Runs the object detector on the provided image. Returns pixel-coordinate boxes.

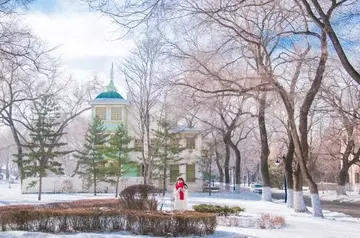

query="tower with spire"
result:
[89,64,139,176]
[90,63,128,127]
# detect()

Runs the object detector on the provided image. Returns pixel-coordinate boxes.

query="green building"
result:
[89,64,138,177]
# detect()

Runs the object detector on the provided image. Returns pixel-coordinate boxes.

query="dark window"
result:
[186,164,196,182]
[186,138,196,149]
[170,164,180,183]
[355,173,360,184]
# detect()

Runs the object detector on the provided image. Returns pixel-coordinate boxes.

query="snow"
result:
[1,182,360,237]
[318,191,360,204]
[273,188,360,204]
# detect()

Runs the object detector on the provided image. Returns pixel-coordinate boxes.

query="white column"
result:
[179,163,186,179]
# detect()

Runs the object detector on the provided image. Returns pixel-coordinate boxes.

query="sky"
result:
[24,0,133,98]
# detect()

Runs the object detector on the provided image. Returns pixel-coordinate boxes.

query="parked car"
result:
[250,183,263,193]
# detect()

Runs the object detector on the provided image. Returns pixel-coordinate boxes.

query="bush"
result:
[119,184,161,211]
[193,204,245,216]
[0,199,121,212]
[45,198,121,210]
[0,208,217,236]
[257,213,285,229]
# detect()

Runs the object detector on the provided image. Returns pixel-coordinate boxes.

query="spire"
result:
[106,63,117,92]
[111,62,114,81]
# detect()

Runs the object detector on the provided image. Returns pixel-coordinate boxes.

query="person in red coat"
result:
[173,177,188,211]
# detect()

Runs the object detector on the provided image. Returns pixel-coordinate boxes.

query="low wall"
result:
[22,176,144,194]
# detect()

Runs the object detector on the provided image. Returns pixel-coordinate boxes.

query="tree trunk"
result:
[145,112,152,184]
[143,163,148,184]
[8,120,24,186]
[336,132,354,195]
[215,149,224,183]
[38,173,43,201]
[115,162,122,198]
[224,142,231,190]
[115,175,120,198]
[296,31,327,217]
[293,163,308,212]
[6,152,10,180]
[141,136,148,185]
[163,167,167,195]
[285,135,295,208]
[337,169,348,195]
[15,144,24,186]
[93,169,97,196]
[258,93,271,201]
[229,141,241,188]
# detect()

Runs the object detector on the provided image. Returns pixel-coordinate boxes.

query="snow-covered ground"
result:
[1,182,360,238]
[318,191,360,203]
[272,187,360,204]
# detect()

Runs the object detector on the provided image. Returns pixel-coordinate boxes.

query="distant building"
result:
[89,64,139,177]
[89,64,204,191]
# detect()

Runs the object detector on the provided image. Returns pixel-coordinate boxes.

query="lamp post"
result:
[232,166,236,190]
[275,158,287,203]
[208,155,212,196]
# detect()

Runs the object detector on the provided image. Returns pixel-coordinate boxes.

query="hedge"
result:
[0,208,216,236]
[0,199,121,213]
[193,204,245,216]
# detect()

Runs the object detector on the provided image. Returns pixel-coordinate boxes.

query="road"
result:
[272,191,360,218]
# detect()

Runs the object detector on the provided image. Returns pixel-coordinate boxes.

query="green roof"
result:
[96,91,124,99]
[95,63,125,100]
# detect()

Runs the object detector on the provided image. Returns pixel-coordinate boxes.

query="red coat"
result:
[176,183,185,200]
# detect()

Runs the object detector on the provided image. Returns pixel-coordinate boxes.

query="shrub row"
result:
[0,208,216,236]
[0,199,121,213]
[193,204,245,216]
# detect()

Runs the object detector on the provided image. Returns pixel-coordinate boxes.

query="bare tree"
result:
[320,71,360,194]
[120,28,164,184]
[257,92,272,200]
[295,0,360,85]
[1,68,101,186]
[83,0,339,217]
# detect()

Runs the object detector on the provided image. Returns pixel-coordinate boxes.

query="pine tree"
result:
[75,116,108,196]
[152,119,185,195]
[20,94,71,201]
[106,124,133,197]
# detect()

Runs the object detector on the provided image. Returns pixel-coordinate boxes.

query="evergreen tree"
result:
[75,116,108,196]
[20,94,71,201]
[106,124,133,197]
[152,120,185,195]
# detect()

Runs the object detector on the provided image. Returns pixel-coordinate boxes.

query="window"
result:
[186,164,196,182]
[186,137,196,149]
[172,137,180,148]
[111,107,122,121]
[134,139,143,151]
[95,107,106,120]
[170,164,180,183]
[355,173,360,184]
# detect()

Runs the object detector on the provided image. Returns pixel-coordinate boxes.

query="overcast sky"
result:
[24,0,133,98]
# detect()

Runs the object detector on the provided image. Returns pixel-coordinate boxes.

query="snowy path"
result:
[1,183,360,237]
